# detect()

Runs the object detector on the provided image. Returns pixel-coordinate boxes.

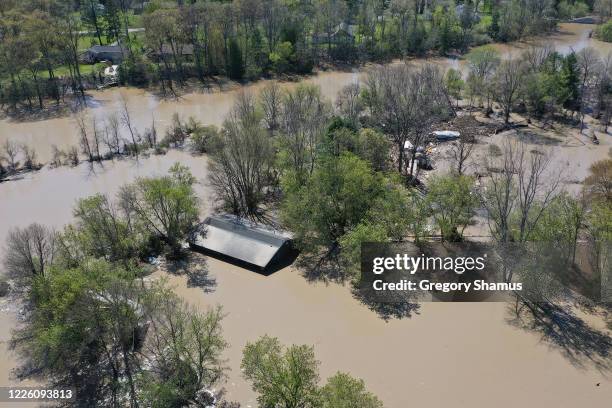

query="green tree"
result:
[320,372,383,408]
[140,288,226,408]
[426,173,477,241]
[357,128,390,172]
[242,335,320,408]
[70,193,142,263]
[339,222,389,279]
[445,68,464,107]
[228,38,244,80]
[281,153,386,252]
[560,52,581,114]
[15,258,146,407]
[119,163,199,257]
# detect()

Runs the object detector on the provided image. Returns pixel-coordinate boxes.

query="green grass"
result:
[39,63,106,79]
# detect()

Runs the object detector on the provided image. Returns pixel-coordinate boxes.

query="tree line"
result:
[0,0,590,111]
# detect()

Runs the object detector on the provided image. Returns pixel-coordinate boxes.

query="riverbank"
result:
[1,23,609,164]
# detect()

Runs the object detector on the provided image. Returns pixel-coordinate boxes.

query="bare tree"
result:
[449,135,475,175]
[494,59,524,125]
[104,114,122,156]
[76,114,94,162]
[365,63,451,177]
[482,139,562,245]
[209,93,274,216]
[20,144,38,170]
[522,44,554,73]
[481,138,517,244]
[278,84,331,185]
[119,94,140,156]
[336,82,363,127]
[3,223,56,287]
[593,53,612,132]
[515,144,563,242]
[50,145,64,167]
[577,47,602,133]
[67,146,80,166]
[3,139,19,171]
[92,117,102,160]
[259,81,283,132]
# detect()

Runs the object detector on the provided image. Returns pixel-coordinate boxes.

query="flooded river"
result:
[1,23,612,407]
[1,23,610,163]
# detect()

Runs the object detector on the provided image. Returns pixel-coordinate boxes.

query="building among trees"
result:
[189,214,294,272]
[81,44,126,64]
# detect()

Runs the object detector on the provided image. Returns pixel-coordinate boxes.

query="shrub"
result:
[596,20,612,43]
[191,125,220,154]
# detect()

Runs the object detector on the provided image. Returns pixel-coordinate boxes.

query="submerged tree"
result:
[242,335,320,408]
[209,93,274,216]
[426,173,477,241]
[119,163,199,257]
[3,223,56,288]
[365,63,451,177]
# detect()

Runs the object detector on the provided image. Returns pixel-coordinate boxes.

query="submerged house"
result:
[189,214,293,272]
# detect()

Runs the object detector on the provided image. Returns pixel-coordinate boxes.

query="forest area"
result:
[2,0,612,111]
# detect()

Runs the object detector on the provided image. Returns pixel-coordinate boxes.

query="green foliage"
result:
[281,153,386,251]
[228,38,244,80]
[21,258,146,406]
[357,128,391,172]
[557,1,590,19]
[270,41,295,74]
[15,256,226,407]
[242,336,320,408]
[426,173,477,241]
[242,336,384,408]
[139,296,226,408]
[320,372,383,408]
[70,193,143,262]
[445,68,464,104]
[339,222,389,279]
[529,193,586,263]
[0,0,564,109]
[120,163,199,257]
[191,125,220,154]
[560,52,581,112]
[596,20,612,42]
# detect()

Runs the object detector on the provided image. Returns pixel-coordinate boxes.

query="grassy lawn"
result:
[37,63,106,79]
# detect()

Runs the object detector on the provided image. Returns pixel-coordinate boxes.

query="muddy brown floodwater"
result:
[1,150,611,407]
[1,23,610,163]
[1,23,612,407]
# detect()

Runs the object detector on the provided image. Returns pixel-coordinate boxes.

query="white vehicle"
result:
[432,130,460,141]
